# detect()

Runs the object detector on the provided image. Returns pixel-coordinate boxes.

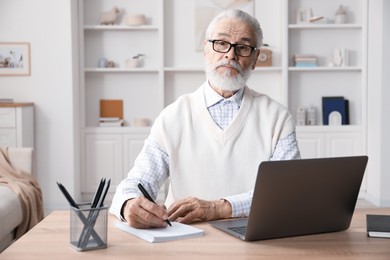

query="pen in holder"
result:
[70,202,108,251]
[57,178,110,251]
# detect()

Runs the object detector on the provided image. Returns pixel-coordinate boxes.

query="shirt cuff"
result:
[223,192,252,218]
[109,192,139,221]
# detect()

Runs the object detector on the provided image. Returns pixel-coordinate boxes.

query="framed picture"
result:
[193,0,255,51]
[296,8,312,24]
[0,42,31,76]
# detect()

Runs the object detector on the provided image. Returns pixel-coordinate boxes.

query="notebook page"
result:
[116,221,204,243]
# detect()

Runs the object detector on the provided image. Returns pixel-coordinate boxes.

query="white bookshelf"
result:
[77,0,368,200]
[286,0,368,193]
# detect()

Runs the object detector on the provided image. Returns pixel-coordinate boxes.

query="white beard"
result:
[205,59,253,92]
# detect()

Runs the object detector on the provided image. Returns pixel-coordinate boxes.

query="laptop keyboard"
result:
[228,226,247,235]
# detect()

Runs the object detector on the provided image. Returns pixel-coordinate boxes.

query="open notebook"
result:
[116,221,204,243]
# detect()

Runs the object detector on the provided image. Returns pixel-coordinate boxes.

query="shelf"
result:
[84,25,159,31]
[84,68,159,73]
[288,24,362,29]
[164,67,203,72]
[296,125,364,133]
[254,67,282,72]
[85,126,151,134]
[163,67,282,72]
[288,67,362,72]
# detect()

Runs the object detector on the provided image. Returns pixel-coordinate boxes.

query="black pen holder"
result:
[70,203,108,251]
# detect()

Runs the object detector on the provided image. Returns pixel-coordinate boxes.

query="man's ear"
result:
[252,49,260,70]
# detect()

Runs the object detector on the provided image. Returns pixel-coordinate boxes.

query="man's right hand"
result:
[121,197,169,229]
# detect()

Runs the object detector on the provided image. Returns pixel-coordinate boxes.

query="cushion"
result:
[0,186,22,239]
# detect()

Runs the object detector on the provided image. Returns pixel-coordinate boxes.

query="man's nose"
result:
[224,46,237,60]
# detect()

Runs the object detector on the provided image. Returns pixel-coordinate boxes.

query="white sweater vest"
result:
[150,83,295,206]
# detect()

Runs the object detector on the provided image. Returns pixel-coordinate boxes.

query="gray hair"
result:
[205,9,263,48]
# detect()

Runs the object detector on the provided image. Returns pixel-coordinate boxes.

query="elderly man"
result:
[110,9,300,228]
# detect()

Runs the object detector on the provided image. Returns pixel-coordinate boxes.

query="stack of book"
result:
[99,99,123,127]
[0,98,14,103]
[293,54,317,67]
[99,117,123,127]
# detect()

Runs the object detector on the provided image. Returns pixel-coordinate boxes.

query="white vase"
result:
[335,5,347,24]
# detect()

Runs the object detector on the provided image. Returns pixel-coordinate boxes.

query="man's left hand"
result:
[167,197,232,224]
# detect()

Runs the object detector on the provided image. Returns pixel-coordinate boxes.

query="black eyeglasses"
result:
[208,40,257,57]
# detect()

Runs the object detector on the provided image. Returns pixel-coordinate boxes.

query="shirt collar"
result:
[204,81,245,108]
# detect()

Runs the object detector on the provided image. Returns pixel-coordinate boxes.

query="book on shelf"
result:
[293,54,317,59]
[100,99,123,118]
[293,54,317,67]
[0,98,14,103]
[116,221,204,243]
[366,214,390,238]
[99,117,121,122]
[294,63,317,67]
[99,119,123,127]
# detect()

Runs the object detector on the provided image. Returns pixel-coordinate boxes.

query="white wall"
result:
[0,0,78,210]
[366,0,390,206]
[382,1,390,200]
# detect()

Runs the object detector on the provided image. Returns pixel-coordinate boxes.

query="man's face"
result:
[204,17,259,91]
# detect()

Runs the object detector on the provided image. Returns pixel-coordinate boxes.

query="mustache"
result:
[213,60,243,74]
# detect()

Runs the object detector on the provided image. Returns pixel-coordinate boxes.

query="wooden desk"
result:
[2,208,390,259]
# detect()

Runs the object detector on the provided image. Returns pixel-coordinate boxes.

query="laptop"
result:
[210,156,368,241]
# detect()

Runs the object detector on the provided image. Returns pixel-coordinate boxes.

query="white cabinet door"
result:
[84,134,123,194]
[325,132,363,157]
[0,129,16,147]
[296,129,363,159]
[296,132,325,159]
[0,108,16,127]
[0,106,34,148]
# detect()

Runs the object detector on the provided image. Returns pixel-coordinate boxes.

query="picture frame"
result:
[0,42,31,76]
[296,8,312,24]
[193,0,255,51]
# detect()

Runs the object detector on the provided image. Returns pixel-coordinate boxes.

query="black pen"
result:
[98,179,111,207]
[56,182,79,208]
[91,178,105,208]
[138,183,172,226]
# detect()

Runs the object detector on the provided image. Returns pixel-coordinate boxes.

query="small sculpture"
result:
[97,58,116,68]
[125,14,146,26]
[106,60,116,68]
[256,44,272,67]
[331,49,343,67]
[297,107,306,126]
[307,106,316,125]
[100,7,120,25]
[98,58,107,68]
[335,5,347,24]
[329,111,342,125]
[125,54,145,68]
